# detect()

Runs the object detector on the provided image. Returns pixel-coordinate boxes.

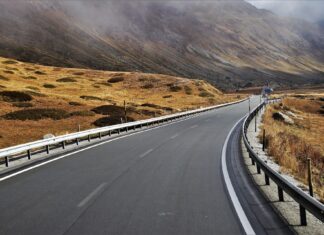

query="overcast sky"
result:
[246,0,324,22]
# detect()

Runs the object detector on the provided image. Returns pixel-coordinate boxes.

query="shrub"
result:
[184,85,192,95]
[92,105,124,115]
[12,102,33,108]
[23,76,37,80]
[34,71,46,75]
[318,97,324,102]
[43,83,56,89]
[169,85,182,92]
[80,95,102,101]
[199,91,214,97]
[56,77,77,83]
[3,70,14,74]
[107,76,124,83]
[24,67,35,71]
[2,60,18,65]
[69,101,83,106]
[73,72,85,76]
[142,83,154,89]
[0,91,33,102]
[93,116,135,127]
[3,108,69,120]
[163,95,172,98]
[0,75,9,81]
[70,110,95,117]
[272,112,284,121]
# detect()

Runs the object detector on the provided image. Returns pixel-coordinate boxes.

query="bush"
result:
[142,83,154,89]
[69,101,83,106]
[318,97,324,102]
[24,68,35,71]
[73,72,85,76]
[34,71,46,75]
[169,85,182,92]
[199,91,214,97]
[23,76,37,80]
[2,60,18,65]
[107,76,124,83]
[43,83,56,89]
[70,110,95,117]
[3,70,14,74]
[80,95,102,101]
[92,105,124,115]
[56,77,77,83]
[3,108,69,120]
[0,91,33,102]
[272,112,284,121]
[163,95,172,98]
[12,102,33,108]
[184,85,192,95]
[0,75,9,81]
[93,116,135,127]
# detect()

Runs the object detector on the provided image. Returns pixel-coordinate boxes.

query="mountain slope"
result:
[0,0,323,90]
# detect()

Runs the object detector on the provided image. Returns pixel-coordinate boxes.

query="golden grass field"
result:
[0,57,243,148]
[261,94,324,202]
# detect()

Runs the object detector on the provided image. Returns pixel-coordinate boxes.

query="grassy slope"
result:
[0,57,242,148]
[261,95,324,202]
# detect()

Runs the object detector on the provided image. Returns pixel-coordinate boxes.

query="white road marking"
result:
[170,133,179,139]
[190,124,198,129]
[221,116,256,235]
[78,183,107,208]
[0,114,196,182]
[139,149,154,158]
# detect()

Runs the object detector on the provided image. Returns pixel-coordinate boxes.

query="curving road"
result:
[0,97,291,235]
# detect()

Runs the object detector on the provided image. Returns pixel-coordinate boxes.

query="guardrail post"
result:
[118,129,120,134]
[99,132,102,139]
[299,205,307,225]
[76,138,79,145]
[256,164,261,174]
[61,141,65,149]
[126,127,128,132]
[46,145,50,154]
[27,150,31,160]
[251,157,255,165]
[88,135,91,142]
[109,130,111,136]
[262,129,266,151]
[5,156,9,167]
[307,158,314,197]
[265,174,270,185]
[278,186,284,201]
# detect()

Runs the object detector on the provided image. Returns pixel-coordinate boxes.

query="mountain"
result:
[0,0,323,90]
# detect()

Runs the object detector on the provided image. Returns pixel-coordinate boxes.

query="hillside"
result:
[0,1,323,90]
[0,57,241,148]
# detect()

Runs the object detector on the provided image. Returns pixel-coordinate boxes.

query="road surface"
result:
[0,97,291,234]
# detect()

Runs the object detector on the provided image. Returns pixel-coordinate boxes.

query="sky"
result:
[246,0,324,22]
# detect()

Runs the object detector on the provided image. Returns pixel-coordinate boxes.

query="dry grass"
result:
[261,95,324,202]
[0,56,244,148]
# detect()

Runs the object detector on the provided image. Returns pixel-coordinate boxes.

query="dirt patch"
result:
[0,91,33,102]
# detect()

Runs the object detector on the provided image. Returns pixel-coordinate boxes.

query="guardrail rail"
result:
[0,98,248,168]
[242,99,324,226]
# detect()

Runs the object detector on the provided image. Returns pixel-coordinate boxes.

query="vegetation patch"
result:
[92,105,124,115]
[69,101,83,106]
[70,110,95,117]
[23,76,37,80]
[24,67,35,71]
[3,70,14,74]
[142,83,154,89]
[73,72,85,76]
[80,95,102,101]
[163,95,172,98]
[107,76,124,83]
[184,85,193,95]
[93,116,135,127]
[56,77,77,83]
[199,91,214,98]
[169,85,182,92]
[0,91,33,102]
[0,75,9,81]
[3,108,69,121]
[34,71,46,75]
[24,90,47,97]
[12,102,33,108]
[43,83,56,89]
[2,60,18,65]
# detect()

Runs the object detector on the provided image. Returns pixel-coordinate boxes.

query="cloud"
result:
[246,0,324,22]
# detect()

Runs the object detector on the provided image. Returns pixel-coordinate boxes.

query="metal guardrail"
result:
[0,98,248,167]
[242,99,324,226]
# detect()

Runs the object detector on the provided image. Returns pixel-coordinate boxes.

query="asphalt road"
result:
[0,97,288,235]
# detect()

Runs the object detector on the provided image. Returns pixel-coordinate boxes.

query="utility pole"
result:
[124,100,127,123]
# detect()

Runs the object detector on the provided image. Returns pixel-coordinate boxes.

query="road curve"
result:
[0,97,287,234]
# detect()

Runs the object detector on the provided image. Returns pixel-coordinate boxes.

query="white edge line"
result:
[221,116,256,235]
[0,113,198,182]
[139,148,154,158]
